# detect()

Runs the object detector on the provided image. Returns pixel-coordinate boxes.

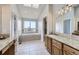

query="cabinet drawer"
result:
[63,45,79,55]
[52,39,62,49]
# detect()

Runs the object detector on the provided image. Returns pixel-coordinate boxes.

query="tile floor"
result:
[15,40,50,55]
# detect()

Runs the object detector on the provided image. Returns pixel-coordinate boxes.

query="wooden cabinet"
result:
[44,36,48,48]
[45,35,79,55]
[63,45,79,55]
[47,37,52,54]
[52,39,62,55]
[44,36,52,54]
[0,40,15,55]
[52,46,61,55]
[3,43,15,55]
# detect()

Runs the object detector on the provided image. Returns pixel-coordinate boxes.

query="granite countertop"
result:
[46,35,79,50]
[0,38,14,51]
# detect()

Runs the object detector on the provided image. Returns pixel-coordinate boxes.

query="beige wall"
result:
[47,5,53,34]
[20,9,39,19]
[74,6,79,31]
[0,5,21,40]
[0,6,2,33]
[2,5,11,34]
[38,5,54,41]
[11,5,22,40]
[38,5,48,41]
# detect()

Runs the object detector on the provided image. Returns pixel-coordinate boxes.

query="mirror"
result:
[64,19,71,34]
[55,5,74,37]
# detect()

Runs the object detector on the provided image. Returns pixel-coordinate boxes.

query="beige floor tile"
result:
[15,40,50,55]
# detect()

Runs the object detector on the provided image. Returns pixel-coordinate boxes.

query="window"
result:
[22,20,38,33]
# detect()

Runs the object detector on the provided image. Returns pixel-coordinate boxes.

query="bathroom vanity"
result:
[45,35,79,55]
[0,38,15,55]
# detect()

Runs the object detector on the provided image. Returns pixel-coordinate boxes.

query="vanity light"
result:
[61,9,64,15]
[58,11,61,15]
[68,4,72,11]
[57,4,73,16]
[58,8,63,15]
[61,9,64,13]
[69,7,72,11]
[64,9,67,13]
[66,6,69,11]
[64,5,69,13]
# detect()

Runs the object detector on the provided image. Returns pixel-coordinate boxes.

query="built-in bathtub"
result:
[19,33,41,43]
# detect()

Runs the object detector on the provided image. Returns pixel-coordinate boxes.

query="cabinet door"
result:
[2,40,15,55]
[52,39,62,55]
[47,37,52,54]
[53,45,62,55]
[63,45,79,55]
[63,50,74,55]
[3,44,15,55]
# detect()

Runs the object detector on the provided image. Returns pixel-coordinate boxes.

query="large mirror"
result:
[63,19,71,34]
[55,4,75,37]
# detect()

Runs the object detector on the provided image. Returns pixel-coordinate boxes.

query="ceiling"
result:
[16,4,79,19]
[16,4,46,19]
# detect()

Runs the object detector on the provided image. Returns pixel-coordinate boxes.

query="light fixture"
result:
[64,9,67,13]
[66,6,69,11]
[69,6,72,11]
[58,11,61,15]
[61,9,64,14]
[57,4,73,16]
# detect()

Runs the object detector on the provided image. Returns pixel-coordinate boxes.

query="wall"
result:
[47,5,53,34]
[0,6,2,33]
[74,6,79,31]
[38,5,54,41]
[38,5,48,41]
[2,5,11,34]
[11,5,22,41]
[20,8,39,19]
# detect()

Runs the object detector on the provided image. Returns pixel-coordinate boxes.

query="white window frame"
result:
[22,19,38,34]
